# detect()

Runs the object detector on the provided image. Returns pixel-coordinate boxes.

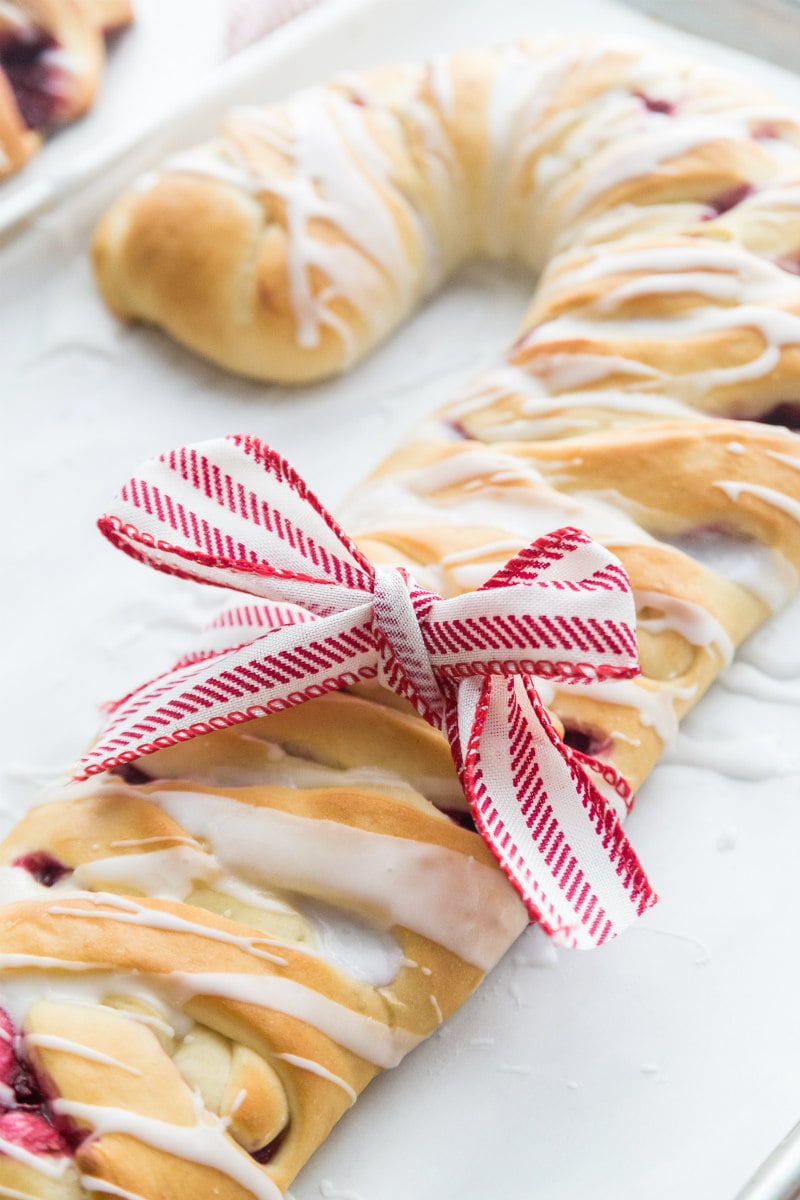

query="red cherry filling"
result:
[776,252,800,277]
[251,1124,289,1165]
[0,26,67,130]
[0,1012,14,1084]
[751,121,783,141]
[633,91,675,116]
[562,726,612,758]
[760,401,800,430]
[704,183,754,217]
[0,1008,76,1160]
[110,762,153,786]
[10,1060,44,1107]
[443,417,471,441]
[441,806,478,832]
[11,851,69,887]
[0,1109,68,1155]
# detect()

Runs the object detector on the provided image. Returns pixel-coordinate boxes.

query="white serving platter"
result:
[1,1,799,1198]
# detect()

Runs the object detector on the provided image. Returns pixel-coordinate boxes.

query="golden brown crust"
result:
[0,695,525,1198]
[93,40,800,382]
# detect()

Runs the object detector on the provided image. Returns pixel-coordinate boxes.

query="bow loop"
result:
[81,435,657,949]
[99,434,375,616]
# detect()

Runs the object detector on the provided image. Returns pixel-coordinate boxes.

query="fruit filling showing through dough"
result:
[0,22,71,129]
[0,1001,293,1167]
[0,1008,77,1158]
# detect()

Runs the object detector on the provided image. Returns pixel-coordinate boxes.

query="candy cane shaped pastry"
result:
[0,0,132,179]
[1,33,799,1200]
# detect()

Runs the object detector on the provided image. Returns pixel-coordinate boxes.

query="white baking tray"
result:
[1,1,799,1198]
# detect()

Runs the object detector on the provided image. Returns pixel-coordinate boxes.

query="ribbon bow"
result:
[80,434,656,948]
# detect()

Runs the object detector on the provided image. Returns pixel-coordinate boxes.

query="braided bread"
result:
[2,34,800,1199]
[0,0,132,179]
[0,698,526,1197]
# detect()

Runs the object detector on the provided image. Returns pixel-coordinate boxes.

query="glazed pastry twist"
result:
[0,698,526,1198]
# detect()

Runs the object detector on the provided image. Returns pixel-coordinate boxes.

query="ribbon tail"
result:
[76,602,376,779]
[458,675,657,949]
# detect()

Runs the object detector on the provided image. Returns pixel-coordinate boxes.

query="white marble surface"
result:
[1,1,799,1198]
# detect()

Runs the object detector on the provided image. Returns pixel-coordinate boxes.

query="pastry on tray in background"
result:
[0,0,132,179]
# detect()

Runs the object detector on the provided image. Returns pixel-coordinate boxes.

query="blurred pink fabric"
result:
[225,0,328,56]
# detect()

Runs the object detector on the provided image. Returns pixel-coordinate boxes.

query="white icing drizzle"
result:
[137,743,463,809]
[552,242,798,298]
[109,836,200,849]
[561,116,765,221]
[80,1178,147,1200]
[224,90,434,351]
[343,447,655,567]
[73,846,219,901]
[275,1052,357,1103]
[428,56,454,118]
[0,1137,69,1180]
[610,731,642,747]
[148,788,527,971]
[24,1033,142,1076]
[292,896,403,986]
[715,480,800,526]
[483,43,579,258]
[525,304,800,400]
[45,893,290,967]
[575,678,696,744]
[52,1098,283,1200]
[212,874,296,916]
[634,589,734,664]
[0,950,419,1072]
[0,2,27,28]
[766,450,800,470]
[164,973,421,1070]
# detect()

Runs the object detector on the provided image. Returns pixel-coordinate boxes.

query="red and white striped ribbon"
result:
[81,434,657,948]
